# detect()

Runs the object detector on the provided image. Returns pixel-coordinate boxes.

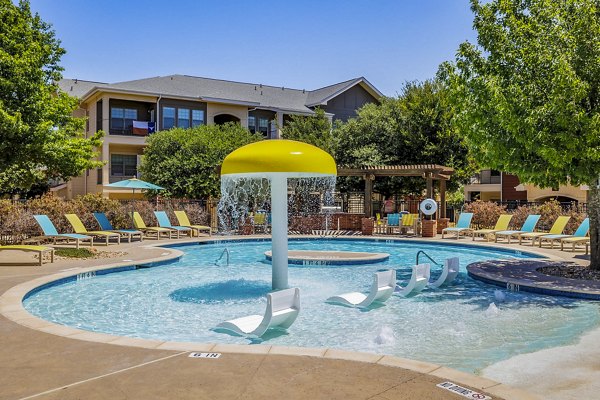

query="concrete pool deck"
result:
[0,234,593,400]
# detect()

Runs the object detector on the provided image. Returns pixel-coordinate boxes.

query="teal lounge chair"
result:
[386,213,400,234]
[93,212,143,243]
[154,211,192,237]
[33,215,93,249]
[441,213,474,239]
[538,218,589,249]
[494,214,541,244]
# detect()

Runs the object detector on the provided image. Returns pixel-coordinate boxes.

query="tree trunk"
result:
[589,187,600,270]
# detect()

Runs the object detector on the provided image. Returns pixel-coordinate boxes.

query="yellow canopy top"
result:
[221,140,336,177]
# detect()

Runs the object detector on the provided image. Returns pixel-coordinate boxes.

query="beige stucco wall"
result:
[206,103,248,127]
[464,183,501,202]
[524,184,587,203]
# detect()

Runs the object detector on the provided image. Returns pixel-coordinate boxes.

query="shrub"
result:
[463,201,507,228]
[0,194,212,244]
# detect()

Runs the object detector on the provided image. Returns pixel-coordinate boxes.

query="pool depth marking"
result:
[436,382,492,399]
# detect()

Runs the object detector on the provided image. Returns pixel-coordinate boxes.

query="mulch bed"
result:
[538,264,600,281]
[55,251,128,261]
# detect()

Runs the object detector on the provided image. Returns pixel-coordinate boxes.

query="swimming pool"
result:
[23,238,600,373]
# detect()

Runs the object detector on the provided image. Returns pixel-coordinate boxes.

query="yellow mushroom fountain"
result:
[221,140,337,290]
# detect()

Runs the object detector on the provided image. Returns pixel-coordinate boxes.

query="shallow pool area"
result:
[23,239,600,373]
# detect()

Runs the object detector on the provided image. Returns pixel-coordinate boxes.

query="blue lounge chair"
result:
[494,214,541,244]
[33,215,93,249]
[441,213,474,239]
[386,213,400,234]
[538,218,589,249]
[154,211,192,237]
[93,212,143,243]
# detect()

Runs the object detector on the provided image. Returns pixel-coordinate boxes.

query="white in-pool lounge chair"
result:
[327,270,396,308]
[428,257,459,288]
[215,287,300,338]
[395,263,430,297]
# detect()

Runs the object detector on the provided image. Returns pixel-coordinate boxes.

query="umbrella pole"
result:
[131,188,135,230]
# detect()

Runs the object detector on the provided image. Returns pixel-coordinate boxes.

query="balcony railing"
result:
[109,127,150,137]
[469,173,501,185]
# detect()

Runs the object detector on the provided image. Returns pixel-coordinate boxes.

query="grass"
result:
[54,248,96,258]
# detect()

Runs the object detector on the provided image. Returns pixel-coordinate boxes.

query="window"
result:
[192,110,204,127]
[111,107,137,132]
[163,107,175,130]
[162,106,204,129]
[178,108,190,128]
[258,118,269,136]
[248,116,256,133]
[111,154,138,178]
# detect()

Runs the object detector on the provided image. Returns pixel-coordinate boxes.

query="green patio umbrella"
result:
[105,178,165,228]
[105,177,165,192]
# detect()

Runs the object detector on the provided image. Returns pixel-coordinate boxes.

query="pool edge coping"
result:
[0,236,548,400]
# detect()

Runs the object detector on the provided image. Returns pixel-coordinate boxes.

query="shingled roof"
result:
[58,74,383,114]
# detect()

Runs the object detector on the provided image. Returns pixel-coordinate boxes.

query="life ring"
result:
[419,199,438,216]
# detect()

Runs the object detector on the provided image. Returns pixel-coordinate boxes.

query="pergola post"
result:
[426,174,433,199]
[439,179,446,218]
[364,174,374,217]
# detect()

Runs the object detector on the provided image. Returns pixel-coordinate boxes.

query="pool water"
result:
[23,239,600,373]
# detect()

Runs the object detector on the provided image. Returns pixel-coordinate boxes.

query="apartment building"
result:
[55,75,383,199]
[464,170,588,204]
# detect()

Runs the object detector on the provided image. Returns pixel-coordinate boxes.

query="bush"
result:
[464,200,587,233]
[463,201,507,228]
[0,194,212,244]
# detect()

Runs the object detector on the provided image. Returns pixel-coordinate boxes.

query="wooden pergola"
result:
[337,164,455,218]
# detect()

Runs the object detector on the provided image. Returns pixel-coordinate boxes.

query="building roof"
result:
[305,77,383,107]
[58,79,108,98]
[58,74,383,114]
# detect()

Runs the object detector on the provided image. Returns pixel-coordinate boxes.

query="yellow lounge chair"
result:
[518,216,570,246]
[252,212,268,234]
[174,211,212,236]
[0,245,54,266]
[132,212,176,239]
[400,213,419,235]
[374,213,386,234]
[471,214,513,241]
[65,214,121,246]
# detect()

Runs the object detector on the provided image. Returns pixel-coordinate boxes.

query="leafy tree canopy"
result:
[440,0,600,268]
[440,0,600,188]
[334,80,475,195]
[0,0,103,194]
[139,123,263,198]
[280,108,336,156]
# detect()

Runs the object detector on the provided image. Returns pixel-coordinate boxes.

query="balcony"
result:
[469,170,501,185]
[109,120,155,137]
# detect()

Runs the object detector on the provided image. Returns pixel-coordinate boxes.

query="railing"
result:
[109,128,151,137]
[462,200,586,212]
[416,250,443,267]
[468,173,501,185]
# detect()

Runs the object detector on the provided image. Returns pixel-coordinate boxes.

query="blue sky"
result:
[29,0,477,96]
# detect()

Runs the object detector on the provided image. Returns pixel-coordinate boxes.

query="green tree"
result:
[0,0,103,194]
[140,123,263,198]
[280,108,335,155]
[440,0,600,268]
[334,80,475,195]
